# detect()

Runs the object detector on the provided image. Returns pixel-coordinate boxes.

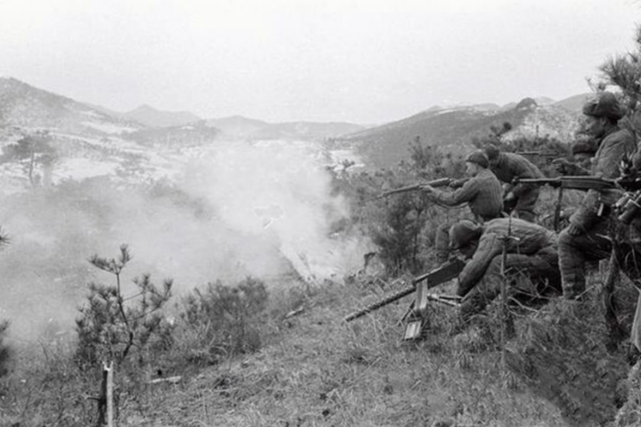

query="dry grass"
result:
[121,279,570,426]
[1,275,574,427]
[3,253,640,426]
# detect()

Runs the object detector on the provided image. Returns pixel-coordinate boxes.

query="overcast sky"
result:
[1,0,640,124]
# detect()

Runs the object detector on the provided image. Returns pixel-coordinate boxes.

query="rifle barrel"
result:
[375,178,452,199]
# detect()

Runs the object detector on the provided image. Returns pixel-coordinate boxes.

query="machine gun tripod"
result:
[344,258,465,340]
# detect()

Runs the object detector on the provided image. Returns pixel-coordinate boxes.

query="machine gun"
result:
[344,258,465,340]
[515,175,641,192]
[516,175,641,231]
[375,177,453,199]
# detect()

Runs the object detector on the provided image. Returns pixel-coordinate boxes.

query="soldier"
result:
[421,150,503,263]
[449,218,561,324]
[570,138,599,170]
[484,145,545,222]
[554,92,637,300]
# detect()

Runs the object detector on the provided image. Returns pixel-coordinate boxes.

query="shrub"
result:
[75,245,174,368]
[332,138,467,275]
[178,277,269,365]
[0,320,11,378]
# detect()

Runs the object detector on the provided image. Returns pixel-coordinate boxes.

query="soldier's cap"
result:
[571,139,598,155]
[582,92,625,120]
[465,150,489,168]
[485,144,500,161]
[449,220,483,250]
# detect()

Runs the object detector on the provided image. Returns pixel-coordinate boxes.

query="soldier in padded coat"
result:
[554,92,637,299]
[484,145,545,222]
[421,150,504,264]
[449,218,561,324]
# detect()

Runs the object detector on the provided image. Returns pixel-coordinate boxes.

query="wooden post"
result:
[553,186,564,232]
[500,214,516,369]
[104,361,114,427]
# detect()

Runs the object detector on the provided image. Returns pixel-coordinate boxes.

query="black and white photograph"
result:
[1,0,641,425]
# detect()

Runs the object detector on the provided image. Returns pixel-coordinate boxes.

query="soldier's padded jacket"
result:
[429,168,503,222]
[491,152,544,197]
[568,126,636,232]
[457,218,557,298]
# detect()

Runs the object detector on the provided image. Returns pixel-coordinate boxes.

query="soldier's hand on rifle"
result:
[504,192,516,203]
[449,178,466,189]
[420,185,436,195]
[552,158,572,175]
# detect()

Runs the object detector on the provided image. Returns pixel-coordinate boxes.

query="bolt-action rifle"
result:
[344,258,465,323]
[375,177,453,200]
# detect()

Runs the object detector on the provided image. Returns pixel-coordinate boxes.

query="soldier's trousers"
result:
[459,249,561,323]
[558,220,612,299]
[513,188,539,223]
[559,217,641,299]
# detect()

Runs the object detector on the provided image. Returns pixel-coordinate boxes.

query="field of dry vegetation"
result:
[1,138,640,427]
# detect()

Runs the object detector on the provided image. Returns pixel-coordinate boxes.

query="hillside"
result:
[7,268,630,426]
[124,104,203,128]
[207,116,366,141]
[338,97,580,169]
[251,121,365,141]
[206,115,271,138]
[123,120,220,147]
[0,77,144,136]
[1,78,638,427]
[553,93,592,113]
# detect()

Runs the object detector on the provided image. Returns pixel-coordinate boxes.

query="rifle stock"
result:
[376,177,453,199]
[344,258,465,322]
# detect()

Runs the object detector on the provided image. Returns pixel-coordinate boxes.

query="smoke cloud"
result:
[0,139,371,345]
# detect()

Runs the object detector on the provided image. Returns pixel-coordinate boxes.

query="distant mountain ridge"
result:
[124,104,202,128]
[0,77,144,136]
[337,95,587,169]
[206,115,270,138]
[206,116,366,140]
[0,76,592,174]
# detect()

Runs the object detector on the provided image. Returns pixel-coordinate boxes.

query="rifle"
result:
[516,176,641,192]
[375,177,452,199]
[344,258,465,322]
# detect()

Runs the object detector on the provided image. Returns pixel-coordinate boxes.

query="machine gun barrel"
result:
[516,175,641,192]
[344,258,465,322]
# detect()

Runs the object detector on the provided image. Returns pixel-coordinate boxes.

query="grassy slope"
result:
[4,188,631,427]
[124,280,568,427]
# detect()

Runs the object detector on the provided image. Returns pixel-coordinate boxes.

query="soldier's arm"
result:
[457,233,503,297]
[552,159,589,176]
[633,148,641,171]
[511,169,542,197]
[510,182,528,198]
[563,163,590,176]
[594,136,635,179]
[431,178,479,207]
